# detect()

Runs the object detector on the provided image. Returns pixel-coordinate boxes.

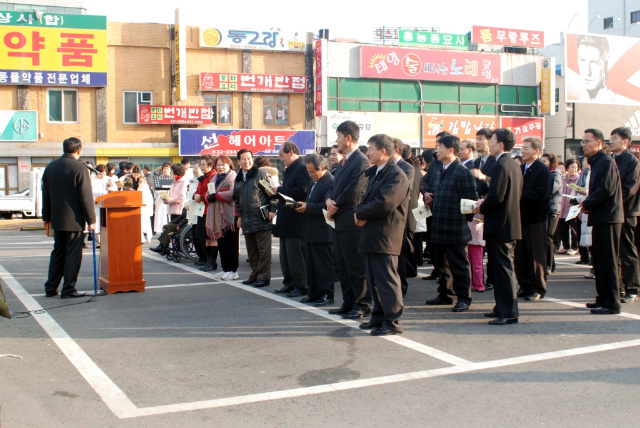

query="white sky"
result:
[83,0,589,46]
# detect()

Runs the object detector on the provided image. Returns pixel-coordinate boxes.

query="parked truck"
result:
[0,169,43,219]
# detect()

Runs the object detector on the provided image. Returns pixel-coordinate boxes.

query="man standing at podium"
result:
[43,137,97,299]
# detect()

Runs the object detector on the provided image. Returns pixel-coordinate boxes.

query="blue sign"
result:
[179,129,316,156]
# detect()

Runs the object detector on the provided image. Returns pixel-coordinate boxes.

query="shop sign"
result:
[199,27,306,52]
[0,110,37,141]
[422,114,497,147]
[138,106,212,125]
[499,116,545,148]
[200,72,306,93]
[327,112,421,147]
[315,39,327,116]
[540,57,556,115]
[179,129,316,156]
[399,30,468,50]
[472,25,544,48]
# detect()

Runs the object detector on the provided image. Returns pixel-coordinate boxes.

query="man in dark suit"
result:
[459,140,476,169]
[326,121,371,319]
[609,127,640,303]
[425,135,479,312]
[392,138,415,296]
[581,128,624,314]
[42,137,97,299]
[270,141,312,297]
[514,137,553,301]
[295,154,335,306]
[474,128,522,325]
[355,134,410,335]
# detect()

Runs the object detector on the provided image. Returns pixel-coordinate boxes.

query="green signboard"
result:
[398,30,468,50]
[0,110,37,141]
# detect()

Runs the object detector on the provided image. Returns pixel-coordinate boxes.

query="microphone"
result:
[82,161,99,174]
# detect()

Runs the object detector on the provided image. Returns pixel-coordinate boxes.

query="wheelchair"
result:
[163,223,199,263]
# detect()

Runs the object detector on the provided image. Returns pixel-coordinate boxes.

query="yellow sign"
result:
[540,57,555,116]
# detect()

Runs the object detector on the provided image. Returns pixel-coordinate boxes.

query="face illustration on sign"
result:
[578,43,607,97]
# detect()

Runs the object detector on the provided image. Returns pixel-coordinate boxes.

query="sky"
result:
[83,0,589,46]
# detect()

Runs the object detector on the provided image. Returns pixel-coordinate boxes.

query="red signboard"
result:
[315,39,323,116]
[199,72,306,93]
[472,26,544,48]
[422,114,498,147]
[360,46,501,84]
[499,117,545,148]
[138,105,212,125]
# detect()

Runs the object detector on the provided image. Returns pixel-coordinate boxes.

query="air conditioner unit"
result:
[500,104,532,114]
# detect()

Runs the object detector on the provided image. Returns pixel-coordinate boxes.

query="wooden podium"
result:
[96,191,146,294]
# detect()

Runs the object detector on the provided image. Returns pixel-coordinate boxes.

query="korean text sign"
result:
[422,114,497,147]
[360,46,500,84]
[499,117,544,148]
[200,73,306,93]
[0,11,107,87]
[472,26,544,48]
[199,27,306,52]
[399,30,468,50]
[179,129,316,156]
[138,106,213,125]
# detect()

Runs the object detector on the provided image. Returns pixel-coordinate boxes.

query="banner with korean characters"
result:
[0,110,37,141]
[499,116,545,148]
[360,46,500,84]
[422,114,497,147]
[138,106,212,125]
[200,73,306,93]
[0,11,107,87]
[539,57,556,115]
[399,30,468,50]
[179,129,316,156]
[199,27,306,52]
[472,26,544,48]
[326,112,422,147]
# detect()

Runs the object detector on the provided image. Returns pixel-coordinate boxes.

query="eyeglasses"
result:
[580,139,596,145]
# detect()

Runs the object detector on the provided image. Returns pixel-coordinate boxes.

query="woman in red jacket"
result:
[193,155,217,270]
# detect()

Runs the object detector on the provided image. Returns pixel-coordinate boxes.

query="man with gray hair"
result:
[459,140,476,169]
[294,154,335,306]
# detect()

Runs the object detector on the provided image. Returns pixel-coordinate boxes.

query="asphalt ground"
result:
[0,228,638,428]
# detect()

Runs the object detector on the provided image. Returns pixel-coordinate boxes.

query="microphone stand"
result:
[92,229,107,297]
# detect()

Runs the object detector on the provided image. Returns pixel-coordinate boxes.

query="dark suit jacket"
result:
[396,158,417,231]
[302,172,334,244]
[429,159,478,245]
[520,159,553,226]
[480,153,522,242]
[275,157,311,238]
[462,158,475,170]
[42,154,96,232]
[614,150,640,217]
[329,149,370,231]
[473,155,496,197]
[582,150,624,226]
[355,160,410,256]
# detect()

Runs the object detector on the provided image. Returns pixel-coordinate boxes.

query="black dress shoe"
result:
[359,320,383,330]
[370,325,403,336]
[590,307,621,315]
[313,294,334,307]
[300,296,316,304]
[585,302,600,309]
[195,259,207,266]
[252,280,270,288]
[524,292,544,301]
[45,291,58,297]
[274,285,295,294]
[150,245,164,253]
[287,288,307,297]
[425,295,454,305]
[328,305,350,315]
[342,308,369,319]
[452,302,470,312]
[516,289,530,298]
[484,283,494,291]
[621,293,638,303]
[488,317,518,325]
[241,279,256,285]
[61,291,86,299]
[484,311,499,318]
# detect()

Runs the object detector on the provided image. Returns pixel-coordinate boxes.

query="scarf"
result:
[206,170,236,240]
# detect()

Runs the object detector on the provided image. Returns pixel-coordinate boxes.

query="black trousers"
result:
[558,218,578,250]
[398,227,415,295]
[304,241,335,300]
[218,226,240,272]
[592,223,622,310]
[619,217,640,294]
[546,214,559,269]
[335,229,370,311]
[364,252,404,330]
[45,230,85,296]
[514,221,548,295]
[486,240,519,318]
[431,242,472,304]
[280,237,307,291]
[244,230,271,282]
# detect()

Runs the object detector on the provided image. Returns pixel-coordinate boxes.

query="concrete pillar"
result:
[96,87,107,142]
[242,51,252,129]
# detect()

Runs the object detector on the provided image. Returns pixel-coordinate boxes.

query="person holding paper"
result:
[294,154,335,306]
[423,135,478,313]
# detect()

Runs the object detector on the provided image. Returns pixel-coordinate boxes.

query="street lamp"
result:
[588,14,601,31]
[567,13,580,30]
[605,17,621,30]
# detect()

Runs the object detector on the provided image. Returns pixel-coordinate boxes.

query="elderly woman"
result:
[164,163,188,222]
[207,155,239,280]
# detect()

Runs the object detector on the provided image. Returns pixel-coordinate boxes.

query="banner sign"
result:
[499,116,544,148]
[360,46,500,84]
[199,72,306,93]
[315,39,327,117]
[179,129,316,156]
[422,114,497,147]
[565,33,640,105]
[327,112,422,147]
[138,105,212,125]
[0,11,107,86]
[175,9,186,101]
[472,25,544,48]
[399,30,468,50]
[540,57,556,116]
[199,27,306,52]
[0,110,37,141]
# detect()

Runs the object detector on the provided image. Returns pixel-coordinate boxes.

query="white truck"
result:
[0,169,43,219]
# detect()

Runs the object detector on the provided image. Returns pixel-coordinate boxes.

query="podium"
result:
[96,192,146,294]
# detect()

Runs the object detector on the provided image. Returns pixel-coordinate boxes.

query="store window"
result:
[263,95,289,125]
[123,91,152,124]
[203,93,232,124]
[603,17,614,29]
[631,10,640,24]
[48,89,77,122]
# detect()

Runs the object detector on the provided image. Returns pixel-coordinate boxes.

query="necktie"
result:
[309,181,316,197]
[442,166,446,174]
[479,158,485,169]
[341,158,346,167]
